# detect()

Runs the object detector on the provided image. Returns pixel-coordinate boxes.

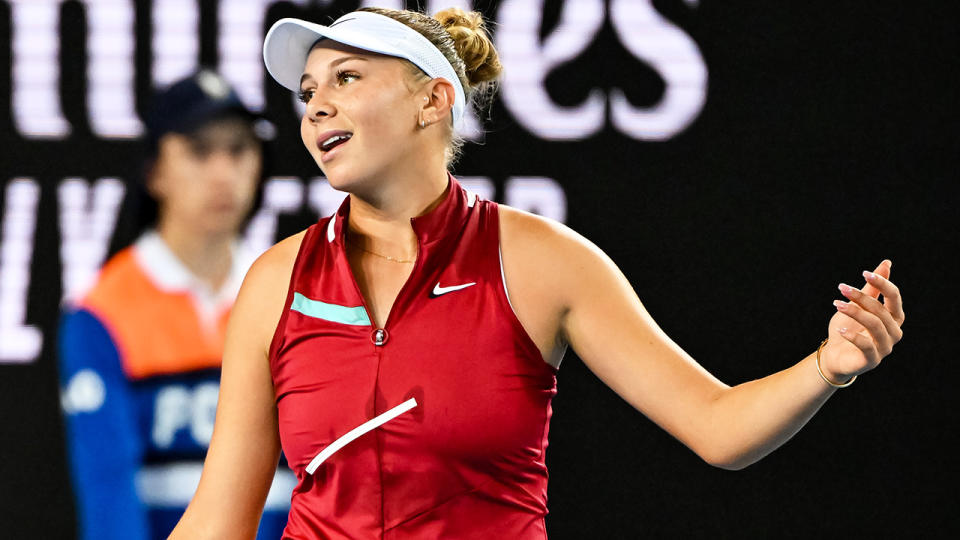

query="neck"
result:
[155,218,235,291]
[345,163,449,259]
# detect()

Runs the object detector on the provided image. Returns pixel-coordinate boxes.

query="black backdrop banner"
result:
[0,0,956,537]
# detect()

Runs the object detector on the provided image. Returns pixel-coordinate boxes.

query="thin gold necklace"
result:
[347,238,416,264]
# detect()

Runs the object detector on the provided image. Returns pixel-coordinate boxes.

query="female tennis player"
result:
[170,6,904,539]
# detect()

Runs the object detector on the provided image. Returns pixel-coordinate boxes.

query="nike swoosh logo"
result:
[430,282,477,297]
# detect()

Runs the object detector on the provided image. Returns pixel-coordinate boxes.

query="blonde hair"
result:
[358,6,503,166]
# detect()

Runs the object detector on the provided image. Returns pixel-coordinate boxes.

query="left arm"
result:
[562,241,904,470]
[502,210,904,470]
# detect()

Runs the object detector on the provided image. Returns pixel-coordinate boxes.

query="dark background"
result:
[1,0,957,537]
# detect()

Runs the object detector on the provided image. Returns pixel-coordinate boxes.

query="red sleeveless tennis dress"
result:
[269,176,558,539]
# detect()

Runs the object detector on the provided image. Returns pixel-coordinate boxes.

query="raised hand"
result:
[820,259,905,384]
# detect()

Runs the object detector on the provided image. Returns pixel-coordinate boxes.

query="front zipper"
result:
[342,227,423,350]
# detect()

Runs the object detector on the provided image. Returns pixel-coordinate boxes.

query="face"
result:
[150,116,262,237]
[298,41,428,191]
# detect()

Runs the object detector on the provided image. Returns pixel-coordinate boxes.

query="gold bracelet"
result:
[816,338,857,388]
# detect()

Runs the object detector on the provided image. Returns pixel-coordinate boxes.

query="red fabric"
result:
[270,176,557,539]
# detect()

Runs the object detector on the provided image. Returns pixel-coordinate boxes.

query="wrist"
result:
[816,338,856,388]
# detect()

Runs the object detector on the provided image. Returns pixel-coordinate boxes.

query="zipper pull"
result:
[371,328,389,346]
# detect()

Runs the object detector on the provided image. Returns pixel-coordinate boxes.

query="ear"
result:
[145,163,164,200]
[421,78,457,126]
[143,158,159,196]
[146,136,175,200]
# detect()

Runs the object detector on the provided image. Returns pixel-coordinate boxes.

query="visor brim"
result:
[263,18,409,92]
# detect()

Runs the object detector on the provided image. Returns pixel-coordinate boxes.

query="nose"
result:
[205,150,242,185]
[305,90,335,123]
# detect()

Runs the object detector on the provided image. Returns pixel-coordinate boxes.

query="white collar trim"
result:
[132,231,254,315]
[327,213,336,242]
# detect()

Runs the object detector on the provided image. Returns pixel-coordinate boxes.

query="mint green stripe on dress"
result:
[290,292,371,326]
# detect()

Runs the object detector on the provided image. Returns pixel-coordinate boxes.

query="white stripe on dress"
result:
[306,398,418,475]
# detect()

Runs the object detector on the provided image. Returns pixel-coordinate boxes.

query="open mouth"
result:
[320,132,353,152]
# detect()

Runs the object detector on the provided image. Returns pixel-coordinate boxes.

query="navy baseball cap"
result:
[145,70,255,154]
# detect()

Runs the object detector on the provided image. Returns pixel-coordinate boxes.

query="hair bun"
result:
[433,7,502,87]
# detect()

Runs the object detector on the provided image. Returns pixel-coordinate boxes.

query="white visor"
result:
[263,11,466,131]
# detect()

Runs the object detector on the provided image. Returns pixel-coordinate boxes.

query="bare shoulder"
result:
[497,205,615,357]
[498,204,577,246]
[498,205,614,305]
[244,229,308,286]
[233,229,309,354]
[498,204,606,258]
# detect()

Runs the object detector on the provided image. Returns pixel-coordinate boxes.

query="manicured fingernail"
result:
[839,283,853,295]
[839,327,848,334]
[863,271,876,281]
[833,300,847,310]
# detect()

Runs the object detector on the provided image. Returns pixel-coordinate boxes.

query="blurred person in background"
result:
[58,70,291,539]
